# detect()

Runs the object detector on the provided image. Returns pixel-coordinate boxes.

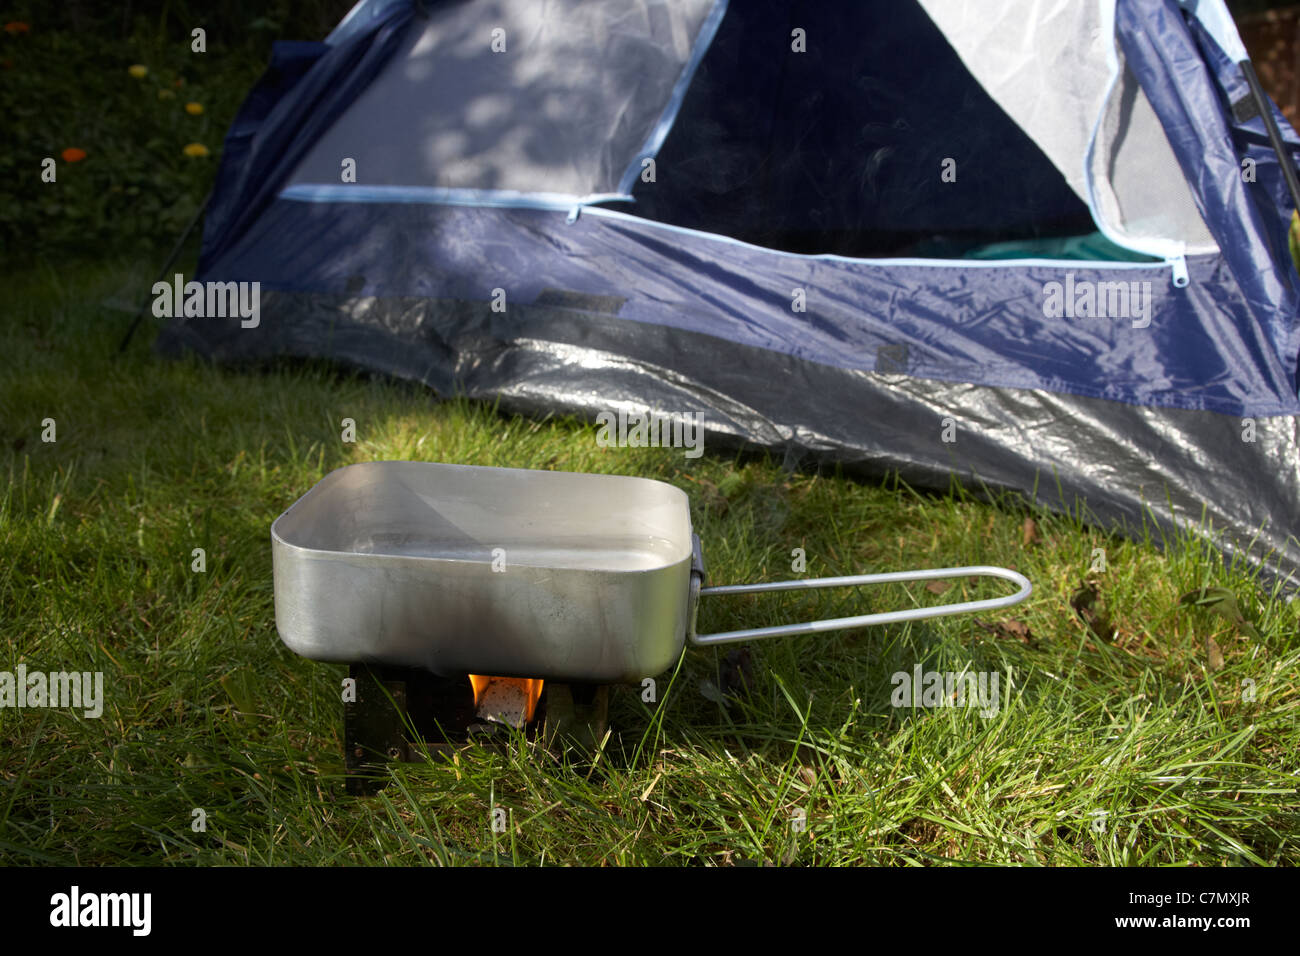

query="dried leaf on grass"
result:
[1205,635,1225,672]
[975,618,1035,646]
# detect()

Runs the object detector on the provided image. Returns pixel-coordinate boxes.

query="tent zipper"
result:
[1166,253,1189,288]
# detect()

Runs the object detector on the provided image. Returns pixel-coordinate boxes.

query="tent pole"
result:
[116,189,212,353]
[1239,59,1300,217]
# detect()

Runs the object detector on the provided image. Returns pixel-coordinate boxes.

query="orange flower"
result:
[4,22,30,34]
[185,101,203,115]
[128,64,148,79]
[182,143,209,158]
[61,148,87,163]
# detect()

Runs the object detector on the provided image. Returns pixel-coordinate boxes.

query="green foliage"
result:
[0,4,346,258]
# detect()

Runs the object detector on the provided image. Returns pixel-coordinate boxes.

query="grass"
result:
[1,258,1298,866]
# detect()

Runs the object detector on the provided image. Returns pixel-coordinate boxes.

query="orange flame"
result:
[469,675,544,723]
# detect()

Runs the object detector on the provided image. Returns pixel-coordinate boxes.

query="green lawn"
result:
[2,259,1297,865]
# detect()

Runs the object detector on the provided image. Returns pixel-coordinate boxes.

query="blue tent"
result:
[159,0,1300,586]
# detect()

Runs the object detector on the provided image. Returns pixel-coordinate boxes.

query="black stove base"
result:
[343,664,609,795]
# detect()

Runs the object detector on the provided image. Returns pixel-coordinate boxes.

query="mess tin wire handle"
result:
[688,566,1031,647]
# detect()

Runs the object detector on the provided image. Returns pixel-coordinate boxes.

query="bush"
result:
[0,3,349,258]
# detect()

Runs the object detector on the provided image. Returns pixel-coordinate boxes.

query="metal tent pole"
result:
[1239,58,1300,216]
[116,189,212,353]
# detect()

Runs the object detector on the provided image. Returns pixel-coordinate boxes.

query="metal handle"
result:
[688,566,1031,647]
